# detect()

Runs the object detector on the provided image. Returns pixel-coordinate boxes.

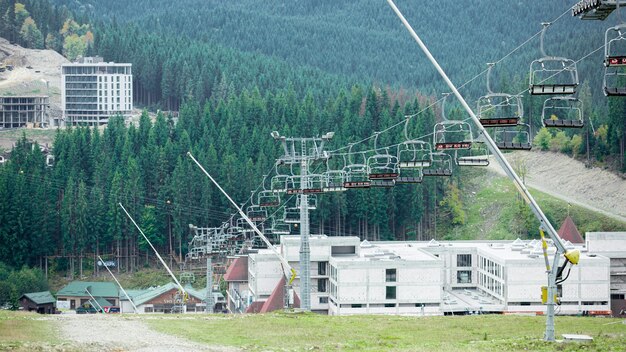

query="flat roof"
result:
[332,242,438,262]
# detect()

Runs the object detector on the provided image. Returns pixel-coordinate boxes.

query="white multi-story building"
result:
[61,56,132,126]
[226,233,616,316]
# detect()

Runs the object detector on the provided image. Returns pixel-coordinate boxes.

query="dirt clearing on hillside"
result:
[488,150,626,222]
[47,314,239,352]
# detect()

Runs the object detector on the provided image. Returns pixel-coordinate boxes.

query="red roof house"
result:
[259,276,301,313]
[557,216,584,244]
[223,256,248,282]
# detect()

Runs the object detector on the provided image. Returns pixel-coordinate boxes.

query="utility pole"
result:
[271,131,334,311]
[205,257,214,313]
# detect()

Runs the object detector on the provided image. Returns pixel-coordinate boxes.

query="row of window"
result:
[63,66,131,75]
[65,83,97,89]
[478,272,503,296]
[479,256,503,279]
[457,254,472,267]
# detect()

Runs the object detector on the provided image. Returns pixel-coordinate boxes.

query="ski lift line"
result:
[327,5,574,155]
[119,203,187,296]
[97,255,138,313]
[186,152,296,283]
[386,0,565,252]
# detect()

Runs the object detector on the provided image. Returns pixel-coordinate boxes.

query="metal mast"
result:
[271,131,334,311]
[205,257,214,313]
[386,0,578,341]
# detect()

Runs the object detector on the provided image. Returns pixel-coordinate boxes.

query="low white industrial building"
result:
[226,232,617,316]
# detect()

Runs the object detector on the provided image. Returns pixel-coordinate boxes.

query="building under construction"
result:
[0,96,49,128]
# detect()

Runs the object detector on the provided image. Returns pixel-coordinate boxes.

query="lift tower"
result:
[271,131,334,311]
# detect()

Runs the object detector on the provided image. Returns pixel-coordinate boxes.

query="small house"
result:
[19,291,56,314]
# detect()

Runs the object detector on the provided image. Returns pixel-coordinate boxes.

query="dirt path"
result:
[487,150,626,223]
[50,314,239,352]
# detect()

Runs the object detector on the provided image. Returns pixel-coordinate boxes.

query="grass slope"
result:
[148,312,626,351]
[441,168,626,241]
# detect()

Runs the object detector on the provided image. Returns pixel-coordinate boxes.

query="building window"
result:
[384,303,395,308]
[386,286,396,299]
[351,304,362,308]
[318,261,327,276]
[457,254,472,267]
[457,270,472,284]
[385,268,396,282]
[317,279,327,293]
[319,297,328,304]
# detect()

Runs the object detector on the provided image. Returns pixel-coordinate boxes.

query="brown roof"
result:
[259,276,300,313]
[557,216,584,244]
[223,256,248,282]
[245,301,264,313]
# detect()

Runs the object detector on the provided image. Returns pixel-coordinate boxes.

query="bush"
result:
[533,127,552,151]
[550,131,570,153]
[571,134,583,157]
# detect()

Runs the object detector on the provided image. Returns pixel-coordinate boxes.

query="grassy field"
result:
[0,311,59,351]
[148,312,626,351]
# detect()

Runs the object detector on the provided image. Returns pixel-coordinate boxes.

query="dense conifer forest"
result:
[0,0,624,278]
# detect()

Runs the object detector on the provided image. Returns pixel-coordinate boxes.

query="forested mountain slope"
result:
[58,0,612,98]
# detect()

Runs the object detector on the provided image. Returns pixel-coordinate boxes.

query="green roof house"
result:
[19,291,56,314]
[56,281,119,310]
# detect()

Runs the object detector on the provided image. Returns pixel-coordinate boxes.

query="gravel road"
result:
[488,150,626,223]
[51,314,239,352]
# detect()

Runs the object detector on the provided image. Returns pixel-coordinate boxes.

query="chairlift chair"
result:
[246,205,267,222]
[283,207,301,224]
[493,124,532,150]
[342,147,371,189]
[270,174,288,194]
[529,23,579,95]
[323,170,347,192]
[541,96,584,128]
[433,121,473,150]
[477,64,523,127]
[296,194,317,210]
[322,154,347,192]
[395,168,423,184]
[477,93,523,127]
[258,190,281,207]
[456,141,490,166]
[604,23,626,96]
[271,220,291,235]
[397,140,433,168]
[573,0,623,20]
[422,152,453,176]
[368,133,400,180]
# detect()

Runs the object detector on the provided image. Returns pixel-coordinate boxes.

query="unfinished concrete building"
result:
[0,96,49,128]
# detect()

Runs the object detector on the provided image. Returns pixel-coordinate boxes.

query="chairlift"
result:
[541,96,584,128]
[493,124,532,150]
[529,23,578,95]
[343,145,371,189]
[477,64,523,127]
[368,132,399,179]
[285,174,324,194]
[395,168,423,184]
[398,117,433,168]
[271,220,291,235]
[434,94,473,150]
[246,205,267,222]
[456,141,490,166]
[296,194,317,210]
[604,23,626,95]
[322,154,347,192]
[433,121,473,150]
[271,174,288,194]
[422,152,453,177]
[258,190,280,207]
[573,0,623,21]
[283,207,301,224]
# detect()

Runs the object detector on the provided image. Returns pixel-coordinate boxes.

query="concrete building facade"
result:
[226,234,617,316]
[61,56,132,126]
[0,96,49,128]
